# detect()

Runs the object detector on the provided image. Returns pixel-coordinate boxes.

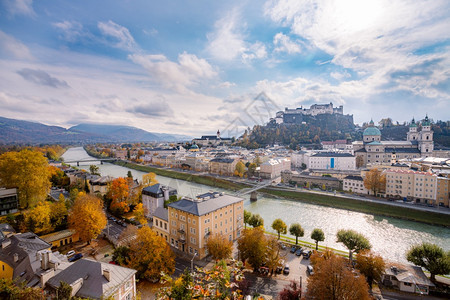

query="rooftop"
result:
[312,152,354,157]
[168,192,243,216]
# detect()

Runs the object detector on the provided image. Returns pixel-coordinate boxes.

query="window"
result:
[164,223,167,230]
[188,218,191,223]
[193,220,196,225]
[175,213,178,218]
[205,228,209,234]
[190,227,196,234]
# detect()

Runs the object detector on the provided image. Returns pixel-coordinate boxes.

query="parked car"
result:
[68,253,83,262]
[66,250,75,257]
[276,265,283,274]
[307,265,314,275]
[302,250,312,259]
[295,248,303,256]
[279,242,287,250]
[290,246,297,253]
[283,264,290,275]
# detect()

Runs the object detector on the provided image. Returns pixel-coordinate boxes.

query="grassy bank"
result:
[261,188,450,227]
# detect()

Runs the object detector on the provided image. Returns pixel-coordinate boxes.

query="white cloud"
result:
[330,70,351,81]
[0,30,33,60]
[98,20,139,52]
[4,0,35,17]
[273,33,302,54]
[53,21,85,43]
[129,52,217,92]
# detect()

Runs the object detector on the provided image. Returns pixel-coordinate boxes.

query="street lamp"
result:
[191,251,197,272]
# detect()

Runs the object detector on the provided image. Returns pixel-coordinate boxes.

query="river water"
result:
[62,147,450,263]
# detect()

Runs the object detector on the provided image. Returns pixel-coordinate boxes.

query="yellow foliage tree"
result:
[235,161,246,177]
[205,233,233,260]
[363,168,386,196]
[23,201,53,234]
[133,203,147,225]
[68,194,107,244]
[128,226,175,281]
[51,197,68,227]
[142,172,158,187]
[0,149,51,208]
[108,177,130,215]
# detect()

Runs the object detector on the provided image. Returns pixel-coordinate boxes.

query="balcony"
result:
[178,228,185,234]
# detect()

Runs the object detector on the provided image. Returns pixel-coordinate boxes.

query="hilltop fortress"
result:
[271,102,353,126]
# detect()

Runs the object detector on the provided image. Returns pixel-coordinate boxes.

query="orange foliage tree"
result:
[68,194,107,244]
[307,251,371,300]
[127,226,175,281]
[108,177,130,215]
[363,168,386,196]
[205,233,233,260]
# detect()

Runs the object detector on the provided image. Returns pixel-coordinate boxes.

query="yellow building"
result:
[436,174,450,207]
[40,229,80,249]
[209,158,238,176]
[167,192,244,259]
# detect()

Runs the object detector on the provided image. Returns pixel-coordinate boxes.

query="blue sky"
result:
[0,0,449,136]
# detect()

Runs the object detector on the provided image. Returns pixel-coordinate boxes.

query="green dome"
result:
[363,126,381,136]
[190,144,199,149]
[422,115,431,126]
[410,118,417,127]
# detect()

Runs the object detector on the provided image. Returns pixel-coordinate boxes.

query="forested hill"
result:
[237,118,450,149]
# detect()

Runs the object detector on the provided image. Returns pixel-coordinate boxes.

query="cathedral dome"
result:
[363,126,381,136]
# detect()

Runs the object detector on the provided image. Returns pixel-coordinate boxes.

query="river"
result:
[62,147,450,264]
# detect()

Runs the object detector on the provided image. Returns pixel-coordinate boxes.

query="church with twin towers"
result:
[353,116,434,166]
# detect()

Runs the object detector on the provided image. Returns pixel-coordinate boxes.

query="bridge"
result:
[63,158,118,166]
[234,176,281,201]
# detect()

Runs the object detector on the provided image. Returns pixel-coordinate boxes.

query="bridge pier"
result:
[101,161,103,165]
[250,191,257,202]
[77,162,79,167]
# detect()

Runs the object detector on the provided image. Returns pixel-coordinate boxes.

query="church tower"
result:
[407,118,419,142]
[419,115,434,156]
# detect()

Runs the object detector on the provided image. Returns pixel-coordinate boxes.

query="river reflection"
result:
[62,147,450,263]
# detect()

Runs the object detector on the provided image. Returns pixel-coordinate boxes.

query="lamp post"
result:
[191,252,197,272]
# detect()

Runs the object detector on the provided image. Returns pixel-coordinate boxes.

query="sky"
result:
[0,0,449,137]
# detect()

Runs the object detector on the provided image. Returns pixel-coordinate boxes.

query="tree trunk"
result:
[315,241,318,250]
[349,250,353,261]
[278,232,280,240]
[296,236,298,245]
[430,273,436,282]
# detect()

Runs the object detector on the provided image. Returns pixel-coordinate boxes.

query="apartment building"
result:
[167,192,244,259]
[260,158,291,179]
[209,158,238,176]
[436,174,450,207]
[385,170,440,205]
[309,152,356,171]
[343,175,369,194]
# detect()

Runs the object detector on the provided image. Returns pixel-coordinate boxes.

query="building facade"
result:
[343,175,369,194]
[209,158,238,176]
[260,158,291,179]
[0,188,18,216]
[167,192,244,259]
[309,152,356,171]
[142,184,177,219]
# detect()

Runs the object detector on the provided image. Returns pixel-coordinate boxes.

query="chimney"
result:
[2,239,11,248]
[41,251,50,270]
[13,253,19,262]
[103,268,111,282]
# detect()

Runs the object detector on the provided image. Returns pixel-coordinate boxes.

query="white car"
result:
[66,250,75,257]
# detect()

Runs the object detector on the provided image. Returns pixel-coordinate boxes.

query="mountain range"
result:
[0,116,192,144]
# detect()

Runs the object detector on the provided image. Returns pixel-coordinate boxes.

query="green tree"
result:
[336,229,372,261]
[127,170,133,178]
[89,164,100,176]
[406,242,450,282]
[289,223,304,245]
[247,163,257,177]
[56,281,72,300]
[112,246,131,266]
[355,250,385,290]
[311,228,325,251]
[243,210,252,229]
[0,149,51,208]
[254,155,262,166]
[271,218,287,240]
[249,213,264,228]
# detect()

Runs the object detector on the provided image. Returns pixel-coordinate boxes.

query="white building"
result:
[260,158,291,179]
[290,151,310,169]
[309,152,356,171]
[343,175,369,194]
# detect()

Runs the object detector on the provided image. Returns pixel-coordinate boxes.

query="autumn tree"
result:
[142,172,158,187]
[50,197,68,229]
[22,201,53,234]
[311,228,325,250]
[0,278,45,300]
[132,203,147,225]
[289,223,304,245]
[48,165,66,187]
[355,250,386,290]
[247,163,257,177]
[113,246,131,266]
[271,218,287,240]
[363,168,386,196]
[0,149,51,208]
[249,213,264,228]
[89,164,100,176]
[265,235,286,274]
[336,229,372,261]
[108,177,130,215]
[244,210,252,228]
[118,225,138,246]
[234,160,246,177]
[406,242,450,282]
[278,281,302,300]
[307,251,371,300]
[206,233,233,260]
[238,227,267,270]
[68,194,107,244]
[127,226,175,282]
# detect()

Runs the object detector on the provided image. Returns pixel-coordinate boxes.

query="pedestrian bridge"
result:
[234,176,281,196]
